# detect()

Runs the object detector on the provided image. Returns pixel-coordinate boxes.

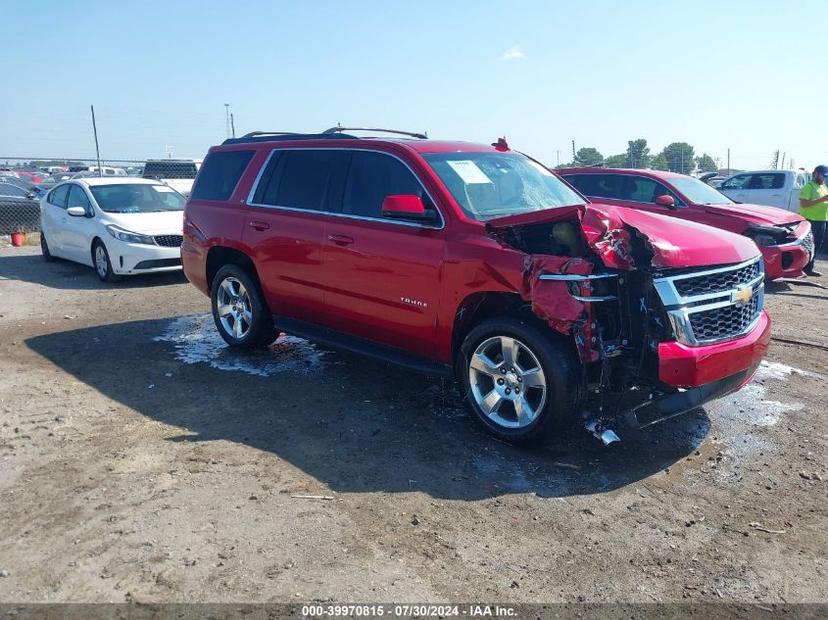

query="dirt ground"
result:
[0,245,825,606]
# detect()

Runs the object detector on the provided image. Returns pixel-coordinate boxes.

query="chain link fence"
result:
[0,156,201,236]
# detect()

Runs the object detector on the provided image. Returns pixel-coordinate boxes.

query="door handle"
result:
[249,220,270,231]
[328,234,354,246]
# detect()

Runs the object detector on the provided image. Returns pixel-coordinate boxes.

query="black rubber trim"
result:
[133,258,182,270]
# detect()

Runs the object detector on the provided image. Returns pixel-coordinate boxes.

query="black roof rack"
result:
[322,126,428,140]
[221,126,428,146]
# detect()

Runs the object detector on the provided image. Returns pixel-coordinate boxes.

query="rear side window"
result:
[254,150,350,212]
[191,150,254,200]
[342,152,424,217]
[49,184,70,208]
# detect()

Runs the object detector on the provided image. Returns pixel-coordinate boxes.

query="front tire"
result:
[211,264,276,348]
[92,240,121,283]
[459,317,581,445]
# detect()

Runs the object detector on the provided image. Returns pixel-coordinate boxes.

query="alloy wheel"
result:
[95,245,108,278]
[216,276,253,340]
[468,336,547,429]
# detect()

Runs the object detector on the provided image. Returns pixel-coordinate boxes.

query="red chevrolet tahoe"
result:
[560,167,812,281]
[181,128,770,444]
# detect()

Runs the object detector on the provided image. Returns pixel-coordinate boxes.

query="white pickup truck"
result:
[142,159,202,197]
[719,169,811,213]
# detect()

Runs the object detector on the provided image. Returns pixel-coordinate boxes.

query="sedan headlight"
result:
[746,225,788,247]
[105,225,156,245]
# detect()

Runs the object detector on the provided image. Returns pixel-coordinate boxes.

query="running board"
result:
[273,316,454,378]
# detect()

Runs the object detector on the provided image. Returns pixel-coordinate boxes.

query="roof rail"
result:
[222,131,359,145]
[322,126,428,140]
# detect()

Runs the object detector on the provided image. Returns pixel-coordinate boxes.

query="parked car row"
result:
[35,128,816,446]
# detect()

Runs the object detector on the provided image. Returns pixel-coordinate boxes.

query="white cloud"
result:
[502,45,525,61]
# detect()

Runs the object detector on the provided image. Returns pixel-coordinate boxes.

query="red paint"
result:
[560,168,811,279]
[183,137,769,392]
[658,311,771,387]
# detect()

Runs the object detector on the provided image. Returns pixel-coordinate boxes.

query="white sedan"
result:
[40,178,185,282]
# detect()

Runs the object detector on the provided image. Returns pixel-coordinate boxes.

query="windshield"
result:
[89,184,185,213]
[423,152,584,220]
[670,177,733,205]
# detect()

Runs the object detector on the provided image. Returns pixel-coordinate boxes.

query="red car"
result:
[182,129,770,444]
[560,168,812,280]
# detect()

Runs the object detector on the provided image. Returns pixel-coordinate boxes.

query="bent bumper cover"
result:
[658,310,771,388]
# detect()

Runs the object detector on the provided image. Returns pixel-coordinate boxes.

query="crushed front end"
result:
[487,204,771,434]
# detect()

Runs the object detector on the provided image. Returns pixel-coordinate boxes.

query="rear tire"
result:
[92,240,121,283]
[459,317,581,445]
[211,264,276,348]
[40,232,54,262]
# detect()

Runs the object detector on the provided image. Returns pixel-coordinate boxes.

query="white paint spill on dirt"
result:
[155,314,325,376]
[705,359,823,480]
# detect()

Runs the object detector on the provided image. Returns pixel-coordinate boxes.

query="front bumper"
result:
[657,310,771,387]
[762,243,810,280]
[108,240,182,275]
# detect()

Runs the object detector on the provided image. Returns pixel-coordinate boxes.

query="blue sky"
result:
[2,0,824,170]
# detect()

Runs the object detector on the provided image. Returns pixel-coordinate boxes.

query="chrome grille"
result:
[674,260,760,297]
[653,257,764,346]
[689,294,760,342]
[153,234,183,247]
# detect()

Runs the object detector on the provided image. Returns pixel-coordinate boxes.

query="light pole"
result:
[224,104,231,139]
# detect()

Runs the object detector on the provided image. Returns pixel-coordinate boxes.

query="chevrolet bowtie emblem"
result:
[731,285,754,305]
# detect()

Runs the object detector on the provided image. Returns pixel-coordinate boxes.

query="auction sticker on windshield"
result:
[447,160,492,184]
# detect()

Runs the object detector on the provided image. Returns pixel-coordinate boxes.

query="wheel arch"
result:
[206,246,261,293]
[451,291,580,368]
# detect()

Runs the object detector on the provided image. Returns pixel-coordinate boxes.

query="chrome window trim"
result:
[244,147,445,230]
[654,256,764,346]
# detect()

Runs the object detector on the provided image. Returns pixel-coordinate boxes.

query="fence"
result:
[0,157,199,235]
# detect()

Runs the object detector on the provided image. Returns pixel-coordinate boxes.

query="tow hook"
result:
[584,419,621,445]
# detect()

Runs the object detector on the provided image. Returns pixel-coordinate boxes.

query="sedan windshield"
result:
[670,177,733,205]
[423,152,583,220]
[89,184,185,213]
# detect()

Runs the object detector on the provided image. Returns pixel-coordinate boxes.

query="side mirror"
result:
[66,206,87,217]
[655,194,677,209]
[381,194,438,224]
[26,192,36,200]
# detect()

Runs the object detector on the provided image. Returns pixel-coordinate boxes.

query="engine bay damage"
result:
[486,206,692,439]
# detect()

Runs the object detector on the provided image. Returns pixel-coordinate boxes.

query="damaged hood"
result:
[487,203,760,270]
[582,203,760,269]
[702,202,803,227]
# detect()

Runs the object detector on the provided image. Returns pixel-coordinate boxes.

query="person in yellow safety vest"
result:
[799,165,828,277]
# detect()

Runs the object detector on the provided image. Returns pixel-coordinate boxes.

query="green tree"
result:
[695,153,717,173]
[650,153,669,171]
[661,142,695,175]
[604,153,627,168]
[574,147,604,167]
[626,139,650,168]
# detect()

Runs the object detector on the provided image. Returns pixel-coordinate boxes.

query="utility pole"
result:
[571,140,576,163]
[224,103,231,139]
[556,150,560,167]
[727,148,730,173]
[230,113,236,138]
[90,105,102,177]
[780,152,786,169]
